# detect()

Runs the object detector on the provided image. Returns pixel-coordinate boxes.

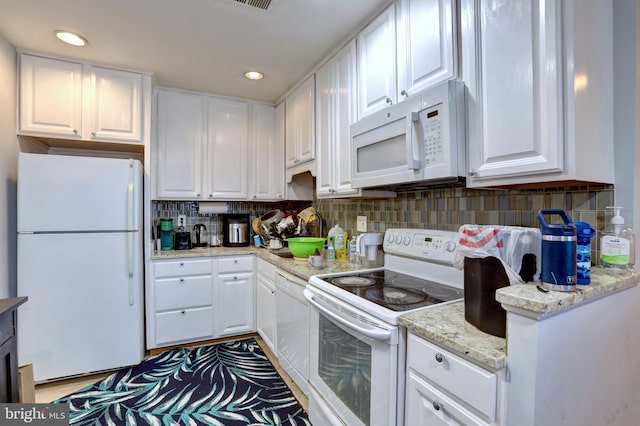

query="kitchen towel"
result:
[453,225,542,284]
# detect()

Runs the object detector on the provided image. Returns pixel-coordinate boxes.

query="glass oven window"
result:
[318,314,371,425]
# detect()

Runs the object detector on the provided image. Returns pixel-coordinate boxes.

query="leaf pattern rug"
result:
[54,338,311,425]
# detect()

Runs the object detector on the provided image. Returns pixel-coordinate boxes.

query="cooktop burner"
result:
[326,270,463,311]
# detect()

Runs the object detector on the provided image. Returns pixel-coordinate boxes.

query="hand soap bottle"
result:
[599,206,636,271]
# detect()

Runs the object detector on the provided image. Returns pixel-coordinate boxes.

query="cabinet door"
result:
[315,58,335,197]
[358,5,397,118]
[256,274,276,353]
[19,54,83,138]
[155,90,206,199]
[207,97,249,199]
[396,0,457,99]
[274,102,286,199]
[251,104,283,201]
[215,272,255,337]
[285,76,316,168]
[88,66,143,143]
[463,0,564,185]
[406,370,487,426]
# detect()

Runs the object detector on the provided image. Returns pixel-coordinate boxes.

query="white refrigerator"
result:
[17,152,145,382]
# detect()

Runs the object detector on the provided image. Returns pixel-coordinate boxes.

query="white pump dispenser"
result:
[599,206,635,270]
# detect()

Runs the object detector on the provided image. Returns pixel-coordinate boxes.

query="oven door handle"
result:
[305,291,393,342]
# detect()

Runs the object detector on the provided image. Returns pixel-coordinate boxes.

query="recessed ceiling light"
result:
[54,31,88,47]
[244,71,264,80]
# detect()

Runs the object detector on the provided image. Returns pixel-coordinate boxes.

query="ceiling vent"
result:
[233,0,272,11]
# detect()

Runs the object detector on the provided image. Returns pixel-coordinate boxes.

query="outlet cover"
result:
[357,216,367,233]
[177,215,187,227]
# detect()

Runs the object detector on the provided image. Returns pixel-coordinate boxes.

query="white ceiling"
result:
[0,0,390,103]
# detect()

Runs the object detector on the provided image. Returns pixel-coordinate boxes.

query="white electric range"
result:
[304,228,464,426]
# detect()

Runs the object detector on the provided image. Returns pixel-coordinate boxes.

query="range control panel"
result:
[383,228,459,264]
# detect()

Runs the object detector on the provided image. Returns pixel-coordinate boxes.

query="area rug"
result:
[54,338,310,425]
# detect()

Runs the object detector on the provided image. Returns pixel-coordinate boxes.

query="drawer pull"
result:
[234,276,238,280]
[180,278,185,282]
[181,310,186,314]
[433,401,442,411]
[180,262,184,266]
[234,260,238,264]
[435,353,444,363]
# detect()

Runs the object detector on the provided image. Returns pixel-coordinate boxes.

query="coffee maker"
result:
[356,233,384,267]
[222,214,250,247]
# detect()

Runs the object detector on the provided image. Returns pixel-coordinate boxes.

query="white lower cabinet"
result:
[405,333,505,425]
[147,255,255,349]
[215,256,255,337]
[148,258,216,348]
[256,258,277,352]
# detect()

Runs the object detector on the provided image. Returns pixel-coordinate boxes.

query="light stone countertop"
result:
[496,267,640,317]
[151,246,363,281]
[399,302,507,370]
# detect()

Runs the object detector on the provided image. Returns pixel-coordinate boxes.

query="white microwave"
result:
[350,80,465,188]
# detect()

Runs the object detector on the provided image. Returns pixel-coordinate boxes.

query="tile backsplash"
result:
[153,183,614,264]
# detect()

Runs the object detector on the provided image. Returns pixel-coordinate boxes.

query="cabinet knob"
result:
[253,195,257,199]
[234,276,238,280]
[433,401,442,411]
[208,194,213,198]
[181,310,186,314]
[435,353,444,363]
[91,132,96,137]
[385,97,393,105]
[73,129,78,134]
[180,278,184,282]
[271,290,275,295]
[401,89,409,97]
[468,170,476,177]
[180,262,184,266]
[234,260,238,264]
[196,193,201,197]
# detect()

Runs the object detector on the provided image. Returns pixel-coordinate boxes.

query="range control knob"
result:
[386,233,395,244]
[394,234,402,244]
[445,240,457,252]
[403,236,411,246]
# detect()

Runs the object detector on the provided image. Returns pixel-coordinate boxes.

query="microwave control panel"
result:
[419,106,444,166]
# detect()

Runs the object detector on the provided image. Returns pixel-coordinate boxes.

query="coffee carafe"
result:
[193,224,208,247]
[356,233,384,267]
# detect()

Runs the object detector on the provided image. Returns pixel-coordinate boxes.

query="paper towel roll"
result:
[198,202,228,214]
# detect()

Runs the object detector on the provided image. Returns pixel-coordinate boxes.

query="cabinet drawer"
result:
[155,307,214,346]
[155,276,213,311]
[154,259,213,278]
[218,256,253,273]
[408,333,497,420]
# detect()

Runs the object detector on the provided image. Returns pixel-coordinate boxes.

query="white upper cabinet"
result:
[285,75,315,168]
[463,0,614,187]
[357,5,397,118]
[396,0,457,99]
[251,104,285,201]
[154,89,206,199]
[358,0,457,118]
[18,53,147,145]
[19,54,83,138]
[206,97,249,199]
[87,66,143,143]
[153,88,251,200]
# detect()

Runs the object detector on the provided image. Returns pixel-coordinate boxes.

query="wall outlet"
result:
[177,215,187,227]
[357,216,367,233]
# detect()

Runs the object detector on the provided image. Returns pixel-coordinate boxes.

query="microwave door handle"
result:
[406,112,421,170]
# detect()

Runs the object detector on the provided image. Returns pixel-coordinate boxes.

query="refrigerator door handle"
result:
[127,159,134,306]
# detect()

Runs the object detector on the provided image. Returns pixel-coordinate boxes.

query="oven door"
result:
[304,286,399,426]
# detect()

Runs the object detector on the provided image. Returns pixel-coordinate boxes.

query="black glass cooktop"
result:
[326,270,463,312]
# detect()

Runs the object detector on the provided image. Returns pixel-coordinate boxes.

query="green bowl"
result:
[286,237,325,258]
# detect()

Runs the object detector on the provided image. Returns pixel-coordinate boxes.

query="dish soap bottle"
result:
[600,206,636,270]
[328,224,345,261]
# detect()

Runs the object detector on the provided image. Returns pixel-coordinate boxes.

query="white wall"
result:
[613,0,640,267]
[0,34,16,298]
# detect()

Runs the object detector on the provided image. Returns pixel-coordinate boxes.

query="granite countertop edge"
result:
[399,302,507,370]
[495,268,640,315]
